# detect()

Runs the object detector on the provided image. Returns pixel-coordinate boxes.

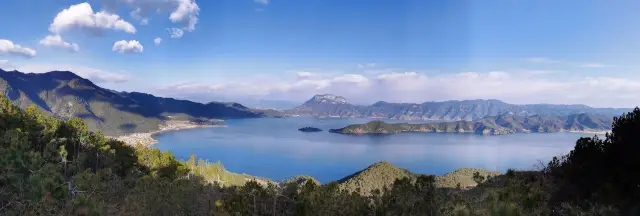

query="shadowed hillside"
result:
[0,69,280,136]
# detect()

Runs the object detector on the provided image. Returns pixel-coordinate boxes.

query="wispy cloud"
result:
[524,70,556,75]
[103,0,200,32]
[356,62,377,69]
[578,62,614,68]
[254,0,269,5]
[167,28,185,39]
[525,57,560,63]
[527,57,616,69]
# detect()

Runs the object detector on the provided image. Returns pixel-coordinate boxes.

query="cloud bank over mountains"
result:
[14,64,130,84]
[154,68,640,108]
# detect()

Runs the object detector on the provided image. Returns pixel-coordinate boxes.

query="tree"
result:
[546,107,640,214]
[473,171,485,185]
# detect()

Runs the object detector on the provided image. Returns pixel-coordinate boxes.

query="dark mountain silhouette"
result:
[0,69,277,136]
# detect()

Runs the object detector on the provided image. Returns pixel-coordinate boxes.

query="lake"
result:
[154,117,593,183]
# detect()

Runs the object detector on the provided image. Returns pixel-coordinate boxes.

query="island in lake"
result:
[329,113,613,135]
[298,127,323,132]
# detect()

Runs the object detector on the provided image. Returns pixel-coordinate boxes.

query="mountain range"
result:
[287,94,630,121]
[0,68,628,137]
[328,112,613,135]
[0,69,281,136]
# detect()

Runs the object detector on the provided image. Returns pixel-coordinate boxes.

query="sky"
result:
[1,0,640,108]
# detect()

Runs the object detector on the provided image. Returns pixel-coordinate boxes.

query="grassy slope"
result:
[435,168,502,188]
[337,161,416,194]
[335,161,500,195]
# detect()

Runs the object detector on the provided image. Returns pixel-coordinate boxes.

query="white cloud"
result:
[170,0,200,31]
[49,2,136,35]
[154,37,162,45]
[112,40,144,53]
[16,64,130,83]
[104,0,200,32]
[153,70,640,108]
[167,28,184,39]
[254,0,269,5]
[0,39,37,58]
[39,35,80,52]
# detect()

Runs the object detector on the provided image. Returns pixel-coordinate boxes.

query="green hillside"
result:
[435,168,502,188]
[337,161,417,194]
[330,113,613,135]
[336,161,501,195]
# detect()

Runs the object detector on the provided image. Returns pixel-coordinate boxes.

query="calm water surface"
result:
[154,117,592,183]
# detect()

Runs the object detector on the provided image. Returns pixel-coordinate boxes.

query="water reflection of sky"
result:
[154,117,590,183]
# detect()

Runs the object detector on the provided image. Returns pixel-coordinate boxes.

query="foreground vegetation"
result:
[1,94,639,215]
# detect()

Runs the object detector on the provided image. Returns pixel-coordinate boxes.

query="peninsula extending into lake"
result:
[329,113,613,135]
[115,120,226,147]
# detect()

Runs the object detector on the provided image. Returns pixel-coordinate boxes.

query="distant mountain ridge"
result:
[0,69,279,136]
[287,94,630,120]
[328,112,613,135]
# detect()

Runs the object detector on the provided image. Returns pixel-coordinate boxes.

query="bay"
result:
[153,117,593,183]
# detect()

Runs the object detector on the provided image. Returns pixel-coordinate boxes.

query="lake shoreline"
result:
[115,120,226,147]
[567,130,609,135]
[329,130,612,136]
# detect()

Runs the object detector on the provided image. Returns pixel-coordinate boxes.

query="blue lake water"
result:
[154,117,594,183]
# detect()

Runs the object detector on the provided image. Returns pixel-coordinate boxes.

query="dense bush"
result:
[545,108,640,215]
[0,94,638,215]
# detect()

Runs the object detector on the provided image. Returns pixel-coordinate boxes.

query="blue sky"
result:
[1,0,639,107]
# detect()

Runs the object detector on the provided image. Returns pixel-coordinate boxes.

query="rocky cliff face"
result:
[287,94,364,117]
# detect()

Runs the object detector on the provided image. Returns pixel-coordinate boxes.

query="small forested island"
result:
[329,113,613,135]
[298,126,323,132]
